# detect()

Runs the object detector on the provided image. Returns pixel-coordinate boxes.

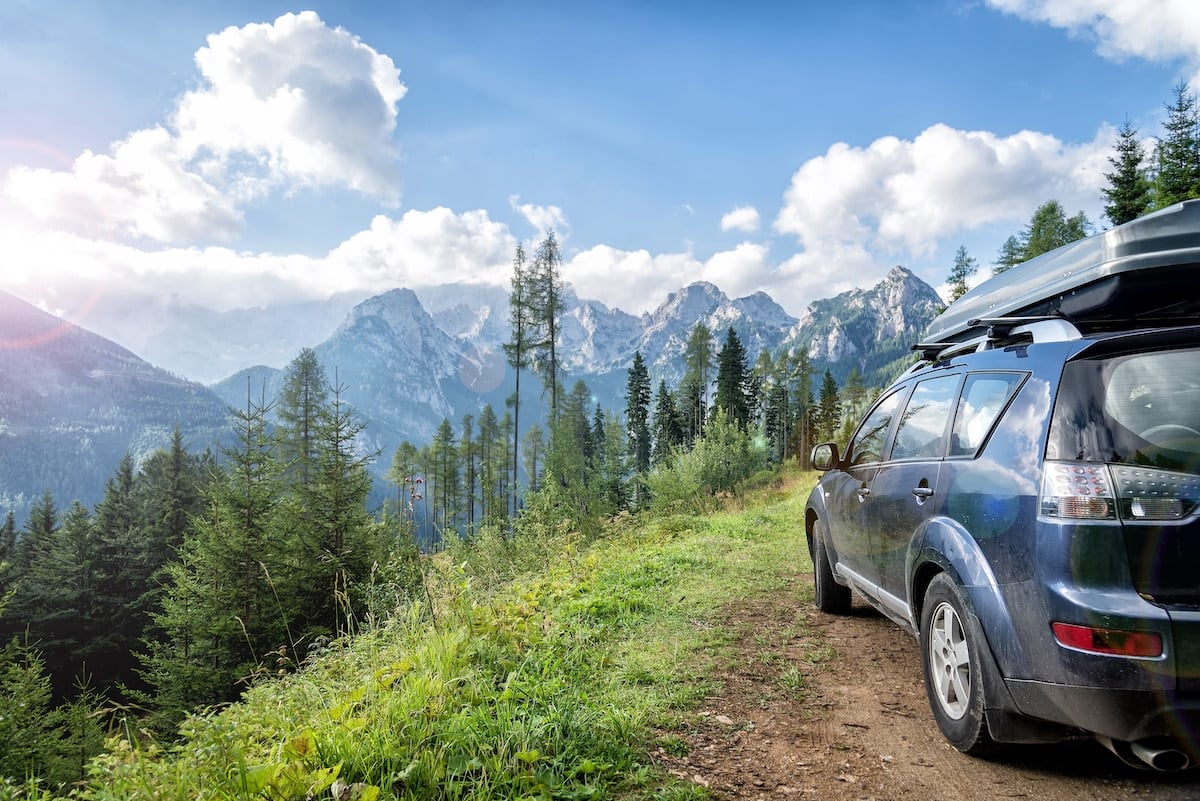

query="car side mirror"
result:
[811,442,840,471]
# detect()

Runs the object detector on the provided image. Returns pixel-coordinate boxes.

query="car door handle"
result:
[911,486,934,499]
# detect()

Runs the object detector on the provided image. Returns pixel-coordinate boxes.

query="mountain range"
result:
[0,267,943,523]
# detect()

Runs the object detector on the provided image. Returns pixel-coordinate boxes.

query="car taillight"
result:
[1109,465,1200,520]
[1041,461,1200,521]
[1051,622,1163,658]
[1040,462,1115,519]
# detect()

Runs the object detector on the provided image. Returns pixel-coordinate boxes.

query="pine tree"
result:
[992,235,1024,275]
[624,351,652,478]
[714,327,750,427]
[1103,117,1152,226]
[0,510,16,599]
[276,348,330,489]
[529,231,565,417]
[430,418,460,538]
[475,405,504,528]
[1022,200,1092,260]
[289,381,379,636]
[679,323,715,443]
[521,424,545,494]
[815,369,843,444]
[503,244,532,518]
[1155,81,1200,208]
[946,245,978,302]
[143,387,288,714]
[88,454,140,693]
[16,500,96,699]
[460,414,476,533]
[15,490,58,574]
[650,380,683,466]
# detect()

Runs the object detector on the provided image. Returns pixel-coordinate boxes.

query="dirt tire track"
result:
[655,574,1200,800]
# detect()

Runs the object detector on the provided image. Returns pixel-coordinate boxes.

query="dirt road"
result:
[655,575,1200,800]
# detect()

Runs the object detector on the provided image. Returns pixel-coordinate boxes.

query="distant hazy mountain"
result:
[0,291,232,522]
[2,269,943,522]
[111,291,370,385]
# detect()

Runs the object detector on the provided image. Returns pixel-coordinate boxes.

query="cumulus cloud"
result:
[771,122,1111,303]
[987,1,1200,77]
[5,127,242,243]
[3,11,405,245]
[175,11,405,198]
[509,195,570,238]
[720,205,760,233]
[329,207,515,290]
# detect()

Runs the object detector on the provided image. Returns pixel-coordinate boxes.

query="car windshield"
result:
[1047,347,1200,473]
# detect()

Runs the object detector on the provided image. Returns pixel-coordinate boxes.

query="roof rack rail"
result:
[912,317,1082,363]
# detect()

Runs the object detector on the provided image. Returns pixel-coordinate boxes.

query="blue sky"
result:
[1,1,1197,347]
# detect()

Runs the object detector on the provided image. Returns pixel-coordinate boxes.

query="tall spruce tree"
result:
[276,348,330,489]
[1103,118,1152,226]
[679,322,715,443]
[650,380,683,466]
[529,231,565,417]
[624,351,652,478]
[289,381,378,637]
[815,369,843,444]
[144,388,288,714]
[714,327,750,427]
[522,424,545,495]
[946,245,978,302]
[430,418,460,537]
[460,414,476,533]
[1155,81,1200,208]
[992,234,1024,275]
[503,244,532,518]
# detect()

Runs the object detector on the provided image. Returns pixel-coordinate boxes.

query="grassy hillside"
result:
[31,469,817,801]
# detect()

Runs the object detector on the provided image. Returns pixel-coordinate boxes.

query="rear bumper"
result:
[1006,678,1200,751]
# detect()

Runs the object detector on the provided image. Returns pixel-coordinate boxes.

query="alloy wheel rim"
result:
[929,600,971,720]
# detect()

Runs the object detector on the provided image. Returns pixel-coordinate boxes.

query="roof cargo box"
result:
[924,200,1200,345]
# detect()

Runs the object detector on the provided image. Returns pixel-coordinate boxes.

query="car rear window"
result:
[1048,347,1200,473]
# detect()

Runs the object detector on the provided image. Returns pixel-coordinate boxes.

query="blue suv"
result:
[805,200,1200,771]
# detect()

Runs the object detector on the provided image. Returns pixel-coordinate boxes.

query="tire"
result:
[919,572,996,755]
[812,519,851,614]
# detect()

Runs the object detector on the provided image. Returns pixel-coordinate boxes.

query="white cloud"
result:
[508,195,570,238]
[329,208,515,291]
[175,11,405,199]
[987,1,1200,75]
[772,122,1111,301]
[5,127,242,243]
[3,11,405,245]
[720,205,760,233]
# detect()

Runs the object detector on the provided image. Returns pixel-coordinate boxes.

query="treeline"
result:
[945,80,1200,302]
[393,233,876,546]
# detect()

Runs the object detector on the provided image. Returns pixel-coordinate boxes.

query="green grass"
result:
[43,469,818,801]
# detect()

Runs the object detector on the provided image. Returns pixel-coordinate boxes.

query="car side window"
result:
[950,373,1025,457]
[848,389,903,466]
[890,375,961,461]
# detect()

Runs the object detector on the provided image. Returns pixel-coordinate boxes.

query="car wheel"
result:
[812,519,851,614]
[920,572,995,755]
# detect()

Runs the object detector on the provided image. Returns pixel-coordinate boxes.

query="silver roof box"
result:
[924,200,1200,345]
